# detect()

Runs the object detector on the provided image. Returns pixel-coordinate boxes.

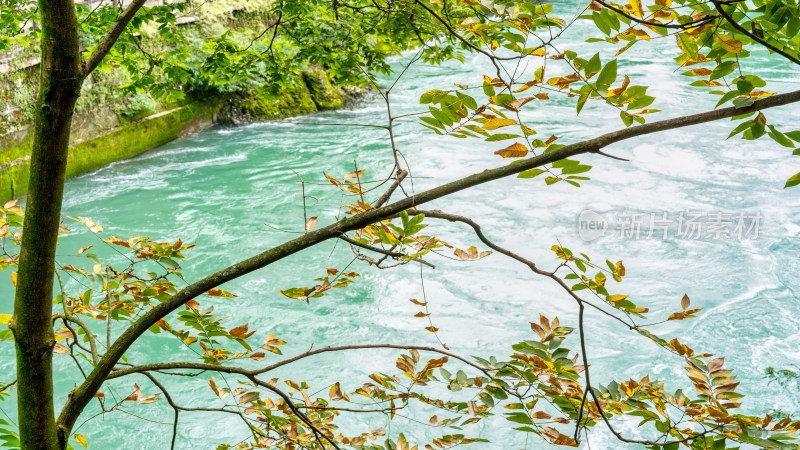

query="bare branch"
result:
[374,169,408,208]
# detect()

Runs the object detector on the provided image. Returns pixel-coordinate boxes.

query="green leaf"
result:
[518,169,545,178]
[486,133,521,141]
[785,171,800,188]
[596,59,618,89]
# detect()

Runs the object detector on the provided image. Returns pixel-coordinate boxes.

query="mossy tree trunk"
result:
[10,0,82,447]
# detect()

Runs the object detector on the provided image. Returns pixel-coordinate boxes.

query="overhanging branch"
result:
[57,87,800,433]
[82,0,148,77]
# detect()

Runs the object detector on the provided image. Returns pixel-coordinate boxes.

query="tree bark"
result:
[10,0,82,448]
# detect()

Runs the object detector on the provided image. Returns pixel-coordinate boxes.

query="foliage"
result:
[112,92,157,120]
[2,0,800,448]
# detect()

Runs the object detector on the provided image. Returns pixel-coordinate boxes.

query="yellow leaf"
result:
[11,272,16,289]
[494,142,528,158]
[628,0,644,18]
[0,314,11,325]
[716,35,742,53]
[608,294,628,303]
[483,118,516,130]
[74,434,87,448]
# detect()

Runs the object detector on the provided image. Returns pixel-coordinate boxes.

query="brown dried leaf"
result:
[184,299,200,310]
[229,323,257,339]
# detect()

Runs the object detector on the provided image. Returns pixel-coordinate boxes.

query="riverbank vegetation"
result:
[1,0,800,448]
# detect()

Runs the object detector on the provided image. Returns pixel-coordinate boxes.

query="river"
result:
[1,7,799,449]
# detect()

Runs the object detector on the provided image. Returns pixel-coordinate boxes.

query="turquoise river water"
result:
[1,7,799,449]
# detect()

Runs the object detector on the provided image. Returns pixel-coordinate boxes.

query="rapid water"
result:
[1,6,799,449]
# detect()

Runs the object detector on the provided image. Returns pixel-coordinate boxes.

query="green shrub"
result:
[114,92,157,120]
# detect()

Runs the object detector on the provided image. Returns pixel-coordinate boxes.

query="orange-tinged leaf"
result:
[230,323,256,339]
[616,261,626,276]
[239,391,258,404]
[305,216,318,232]
[53,343,70,354]
[514,81,538,93]
[344,169,365,179]
[506,97,536,110]
[494,142,529,158]
[184,299,200,310]
[324,172,342,188]
[708,357,725,371]
[78,245,94,255]
[326,267,338,276]
[209,377,220,397]
[608,75,631,98]
[10,272,16,289]
[172,239,183,250]
[409,298,428,306]
[249,352,266,361]
[530,322,547,339]
[206,289,237,297]
[532,411,552,419]
[686,68,713,76]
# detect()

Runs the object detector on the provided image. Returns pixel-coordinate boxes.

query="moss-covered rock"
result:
[302,68,345,110]
[220,83,318,125]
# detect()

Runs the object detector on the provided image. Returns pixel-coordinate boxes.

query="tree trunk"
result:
[10,0,82,448]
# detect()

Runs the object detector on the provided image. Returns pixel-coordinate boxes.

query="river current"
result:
[1,8,799,449]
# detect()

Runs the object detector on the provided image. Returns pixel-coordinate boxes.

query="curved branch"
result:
[54,314,99,365]
[339,234,435,268]
[106,343,491,380]
[82,0,148,77]
[57,87,800,434]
